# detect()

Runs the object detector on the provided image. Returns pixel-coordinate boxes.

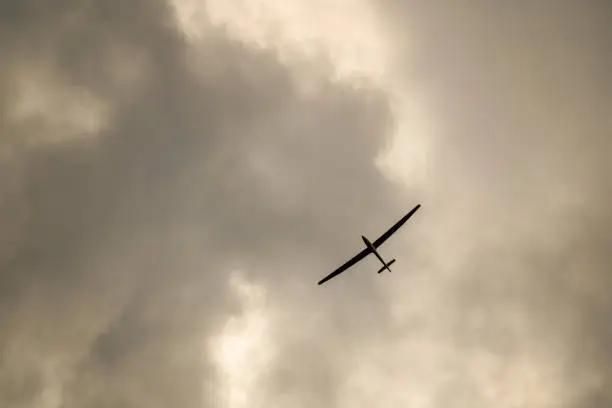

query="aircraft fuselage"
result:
[361,235,376,251]
[361,235,392,273]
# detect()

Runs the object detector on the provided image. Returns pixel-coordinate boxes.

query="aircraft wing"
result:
[317,247,371,285]
[372,204,421,248]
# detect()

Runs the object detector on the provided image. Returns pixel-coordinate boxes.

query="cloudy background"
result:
[0,1,610,407]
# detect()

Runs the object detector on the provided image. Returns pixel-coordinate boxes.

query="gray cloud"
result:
[0,0,408,407]
[377,1,612,407]
[2,1,611,408]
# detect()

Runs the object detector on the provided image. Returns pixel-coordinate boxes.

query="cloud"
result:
[3,1,610,408]
[373,1,612,406]
[0,0,408,407]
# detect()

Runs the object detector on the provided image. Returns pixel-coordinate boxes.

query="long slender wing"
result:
[372,204,421,248]
[317,247,371,285]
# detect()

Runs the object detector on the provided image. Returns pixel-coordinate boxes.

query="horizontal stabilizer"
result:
[377,258,396,274]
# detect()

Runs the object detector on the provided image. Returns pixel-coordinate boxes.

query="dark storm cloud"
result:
[0,1,408,407]
[377,1,612,406]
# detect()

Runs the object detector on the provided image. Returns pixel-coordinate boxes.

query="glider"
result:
[317,204,421,285]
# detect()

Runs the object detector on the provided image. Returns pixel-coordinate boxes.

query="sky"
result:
[0,1,611,407]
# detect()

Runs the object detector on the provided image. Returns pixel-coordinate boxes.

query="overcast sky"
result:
[1,1,611,407]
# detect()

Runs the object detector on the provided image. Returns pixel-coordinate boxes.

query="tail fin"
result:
[377,259,396,274]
